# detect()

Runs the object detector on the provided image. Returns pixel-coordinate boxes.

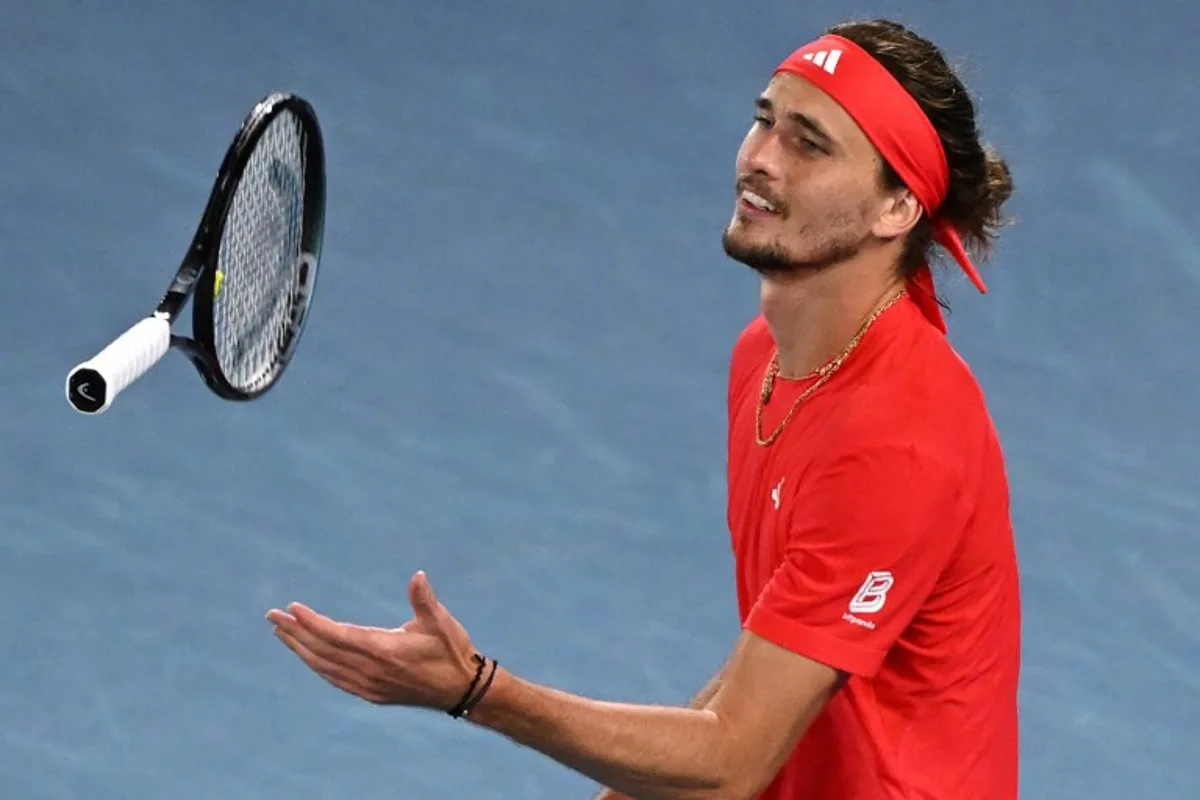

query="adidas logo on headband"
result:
[801,49,843,75]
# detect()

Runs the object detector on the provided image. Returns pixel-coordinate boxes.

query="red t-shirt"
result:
[727,295,1021,799]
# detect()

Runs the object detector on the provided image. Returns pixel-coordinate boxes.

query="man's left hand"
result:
[266,570,479,711]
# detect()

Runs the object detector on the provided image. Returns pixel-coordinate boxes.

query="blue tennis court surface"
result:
[1,1,1196,796]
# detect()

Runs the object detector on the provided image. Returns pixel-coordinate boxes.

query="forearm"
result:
[468,667,739,800]
[591,671,726,800]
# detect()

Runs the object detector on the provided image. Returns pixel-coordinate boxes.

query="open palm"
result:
[267,570,481,711]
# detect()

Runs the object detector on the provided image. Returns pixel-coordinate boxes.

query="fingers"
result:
[273,625,381,702]
[268,606,394,701]
[276,603,378,656]
[268,607,399,637]
[267,606,388,690]
[274,625,354,686]
[270,606,431,707]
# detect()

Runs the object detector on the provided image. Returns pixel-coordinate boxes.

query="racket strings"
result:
[213,110,308,394]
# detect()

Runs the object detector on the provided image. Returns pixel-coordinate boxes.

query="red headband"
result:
[775,34,987,332]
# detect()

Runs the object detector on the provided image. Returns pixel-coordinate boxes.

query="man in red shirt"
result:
[266,17,1021,800]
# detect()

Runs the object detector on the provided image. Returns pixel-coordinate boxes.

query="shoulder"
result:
[818,313,994,471]
[904,322,995,439]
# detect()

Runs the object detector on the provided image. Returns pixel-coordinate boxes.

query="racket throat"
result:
[171,335,246,401]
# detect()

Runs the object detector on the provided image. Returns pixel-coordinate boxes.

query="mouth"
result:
[737,188,780,217]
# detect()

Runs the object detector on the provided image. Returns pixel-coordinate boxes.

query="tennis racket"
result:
[65,91,326,414]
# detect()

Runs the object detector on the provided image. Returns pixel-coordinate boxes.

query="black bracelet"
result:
[460,657,499,718]
[447,653,487,719]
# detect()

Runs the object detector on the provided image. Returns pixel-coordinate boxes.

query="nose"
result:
[736,124,783,180]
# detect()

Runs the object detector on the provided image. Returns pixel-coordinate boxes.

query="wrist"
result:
[459,661,514,728]
[447,652,498,719]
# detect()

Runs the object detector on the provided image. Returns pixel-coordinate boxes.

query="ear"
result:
[871,189,924,241]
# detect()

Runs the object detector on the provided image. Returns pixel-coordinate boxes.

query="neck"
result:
[760,259,905,378]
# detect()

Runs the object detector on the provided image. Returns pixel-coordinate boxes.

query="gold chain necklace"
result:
[755,288,907,447]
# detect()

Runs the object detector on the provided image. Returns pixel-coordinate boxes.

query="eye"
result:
[753,114,773,128]
[797,137,828,155]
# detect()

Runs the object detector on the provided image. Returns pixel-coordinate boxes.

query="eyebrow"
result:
[756,95,836,146]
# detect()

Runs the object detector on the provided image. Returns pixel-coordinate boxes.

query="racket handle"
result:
[65,316,172,414]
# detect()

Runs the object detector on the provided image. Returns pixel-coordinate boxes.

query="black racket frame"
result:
[162,92,325,402]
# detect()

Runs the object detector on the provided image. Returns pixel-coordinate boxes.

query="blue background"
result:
[2,1,1197,797]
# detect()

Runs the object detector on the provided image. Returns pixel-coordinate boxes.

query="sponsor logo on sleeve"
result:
[842,570,893,630]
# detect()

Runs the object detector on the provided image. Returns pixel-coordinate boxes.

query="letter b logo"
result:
[849,571,894,614]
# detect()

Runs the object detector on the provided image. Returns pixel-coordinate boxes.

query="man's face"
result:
[722,72,891,278]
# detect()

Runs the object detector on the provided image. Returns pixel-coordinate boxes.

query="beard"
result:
[722,205,873,278]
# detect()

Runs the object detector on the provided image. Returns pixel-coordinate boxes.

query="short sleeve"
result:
[744,441,962,677]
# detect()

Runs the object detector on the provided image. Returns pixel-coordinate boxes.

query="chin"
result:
[724,221,869,278]
[722,226,804,277]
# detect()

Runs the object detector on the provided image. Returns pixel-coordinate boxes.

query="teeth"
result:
[741,190,776,212]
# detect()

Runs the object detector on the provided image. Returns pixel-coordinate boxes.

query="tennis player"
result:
[267,18,1021,799]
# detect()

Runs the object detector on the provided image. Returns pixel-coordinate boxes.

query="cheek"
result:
[789,167,873,219]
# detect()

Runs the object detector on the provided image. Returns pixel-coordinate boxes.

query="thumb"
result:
[408,570,441,620]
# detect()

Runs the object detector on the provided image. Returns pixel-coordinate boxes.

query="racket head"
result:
[190,92,326,401]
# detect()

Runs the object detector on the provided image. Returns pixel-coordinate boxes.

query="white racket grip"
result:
[65,316,172,414]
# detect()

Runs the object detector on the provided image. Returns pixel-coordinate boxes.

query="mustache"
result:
[735,175,785,212]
